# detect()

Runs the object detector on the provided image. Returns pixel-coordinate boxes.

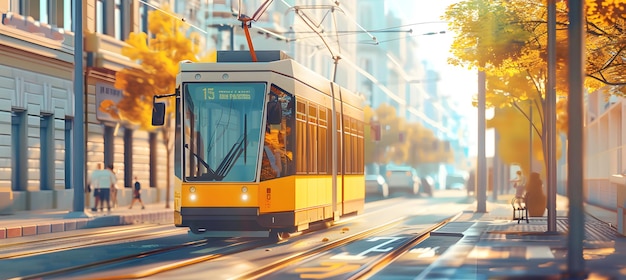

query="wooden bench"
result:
[511,197,529,223]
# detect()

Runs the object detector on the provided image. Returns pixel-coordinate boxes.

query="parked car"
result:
[446,172,468,190]
[384,164,420,195]
[365,164,389,198]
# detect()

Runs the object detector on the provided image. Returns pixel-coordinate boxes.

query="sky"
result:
[385,0,482,157]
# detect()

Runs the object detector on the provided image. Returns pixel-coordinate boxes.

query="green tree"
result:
[104,6,215,208]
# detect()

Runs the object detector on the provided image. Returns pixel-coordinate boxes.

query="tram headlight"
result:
[189,186,197,201]
[241,186,248,201]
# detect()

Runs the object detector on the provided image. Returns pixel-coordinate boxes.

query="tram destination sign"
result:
[201,86,253,101]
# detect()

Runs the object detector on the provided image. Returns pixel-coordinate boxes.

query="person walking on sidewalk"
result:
[87,163,103,211]
[129,176,145,210]
[107,164,118,209]
[89,163,116,212]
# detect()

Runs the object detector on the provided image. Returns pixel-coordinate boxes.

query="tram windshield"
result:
[182,82,266,182]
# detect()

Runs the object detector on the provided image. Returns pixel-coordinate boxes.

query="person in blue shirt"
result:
[129,176,145,210]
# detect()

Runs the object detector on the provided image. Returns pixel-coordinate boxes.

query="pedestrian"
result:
[466,170,476,197]
[510,170,526,208]
[88,163,116,212]
[87,163,103,211]
[129,176,145,210]
[106,164,118,210]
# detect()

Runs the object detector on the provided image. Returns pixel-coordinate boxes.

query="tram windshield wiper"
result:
[185,144,217,179]
[212,115,248,181]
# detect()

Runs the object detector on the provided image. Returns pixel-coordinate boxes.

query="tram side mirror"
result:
[267,100,281,125]
[152,102,166,126]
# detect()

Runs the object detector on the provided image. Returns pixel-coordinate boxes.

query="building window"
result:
[17,0,71,29]
[104,125,114,168]
[11,111,27,191]
[96,0,105,34]
[40,114,54,190]
[63,0,71,30]
[149,132,157,188]
[64,118,72,189]
[124,128,133,187]
[139,3,148,34]
[114,0,123,40]
[48,0,71,30]
[19,0,40,22]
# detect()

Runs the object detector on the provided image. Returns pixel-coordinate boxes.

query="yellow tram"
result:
[153,51,364,239]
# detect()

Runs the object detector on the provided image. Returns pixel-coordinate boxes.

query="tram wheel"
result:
[190,226,206,234]
[270,230,290,242]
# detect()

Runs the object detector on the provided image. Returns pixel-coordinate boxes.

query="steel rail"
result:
[230,216,407,280]
[348,212,463,279]
[0,225,179,259]
[12,238,217,280]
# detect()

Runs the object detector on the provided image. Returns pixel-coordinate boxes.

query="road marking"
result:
[467,247,510,259]
[295,262,360,279]
[409,246,439,258]
[331,237,402,260]
[526,246,554,259]
[467,246,554,259]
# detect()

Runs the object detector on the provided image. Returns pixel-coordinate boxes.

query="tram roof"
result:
[178,51,365,109]
[216,51,292,62]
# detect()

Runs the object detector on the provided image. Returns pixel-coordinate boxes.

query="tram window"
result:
[308,104,318,174]
[267,96,281,125]
[344,117,352,174]
[357,121,364,173]
[336,112,343,175]
[296,101,307,174]
[351,118,358,174]
[318,108,329,174]
[260,85,296,180]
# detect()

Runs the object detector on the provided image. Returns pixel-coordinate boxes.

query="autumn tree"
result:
[364,104,454,175]
[105,6,215,208]
[444,0,626,174]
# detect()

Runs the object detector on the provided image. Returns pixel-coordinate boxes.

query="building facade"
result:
[0,0,171,213]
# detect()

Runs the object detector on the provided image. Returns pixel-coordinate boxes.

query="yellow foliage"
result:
[113,5,216,131]
[363,104,453,166]
[585,0,626,25]
[488,106,563,173]
[444,0,623,170]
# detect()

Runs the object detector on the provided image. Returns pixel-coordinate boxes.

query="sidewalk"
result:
[427,193,626,279]
[0,202,172,239]
[1,194,624,279]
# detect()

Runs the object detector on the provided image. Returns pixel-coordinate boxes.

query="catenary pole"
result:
[565,0,586,278]
[546,0,557,233]
[71,0,85,213]
[477,70,487,212]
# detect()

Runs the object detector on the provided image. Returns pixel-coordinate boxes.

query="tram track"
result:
[230,216,408,280]
[0,225,184,260]
[12,234,282,280]
[347,212,463,280]
[7,196,468,280]
[46,216,404,280]
[109,198,464,280]
[0,224,162,249]
[233,213,461,280]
